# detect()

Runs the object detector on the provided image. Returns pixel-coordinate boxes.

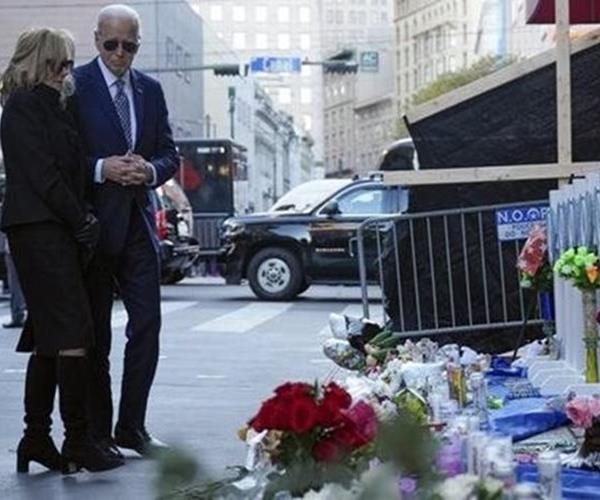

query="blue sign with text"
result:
[250,57,302,74]
[495,203,549,241]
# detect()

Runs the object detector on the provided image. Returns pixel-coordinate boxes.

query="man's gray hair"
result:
[97,4,141,37]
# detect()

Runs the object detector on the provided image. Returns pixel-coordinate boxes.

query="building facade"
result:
[393,0,484,113]
[0,0,205,137]
[190,0,323,165]
[319,0,396,177]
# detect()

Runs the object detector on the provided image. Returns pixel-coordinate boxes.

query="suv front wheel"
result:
[247,247,303,300]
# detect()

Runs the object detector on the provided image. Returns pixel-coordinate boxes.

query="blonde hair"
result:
[0,28,75,105]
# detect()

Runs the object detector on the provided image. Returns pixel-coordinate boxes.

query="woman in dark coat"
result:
[0,28,122,474]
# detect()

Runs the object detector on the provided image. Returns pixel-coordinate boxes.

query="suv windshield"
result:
[269,179,352,214]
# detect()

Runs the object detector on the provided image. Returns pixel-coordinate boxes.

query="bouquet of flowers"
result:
[241,381,378,497]
[553,246,600,290]
[564,395,600,469]
[246,381,377,465]
[554,246,600,382]
[517,224,552,291]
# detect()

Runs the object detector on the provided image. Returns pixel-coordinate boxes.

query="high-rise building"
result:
[190,0,323,165]
[393,0,484,114]
[0,0,205,137]
[319,0,396,177]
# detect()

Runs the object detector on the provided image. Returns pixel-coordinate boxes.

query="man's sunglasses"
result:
[102,39,139,54]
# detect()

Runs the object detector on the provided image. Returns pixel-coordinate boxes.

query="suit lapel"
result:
[89,60,129,150]
[130,69,144,149]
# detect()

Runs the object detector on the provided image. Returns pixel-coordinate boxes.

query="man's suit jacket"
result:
[73,59,178,255]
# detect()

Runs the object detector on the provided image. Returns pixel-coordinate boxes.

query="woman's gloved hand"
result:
[74,213,100,247]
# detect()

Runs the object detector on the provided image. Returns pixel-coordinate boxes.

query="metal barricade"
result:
[357,200,547,339]
[193,212,229,255]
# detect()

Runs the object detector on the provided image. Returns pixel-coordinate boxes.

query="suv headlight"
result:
[222,220,246,238]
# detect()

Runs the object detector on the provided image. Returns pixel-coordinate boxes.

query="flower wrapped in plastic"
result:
[517,224,553,291]
[563,395,600,469]
[322,339,366,371]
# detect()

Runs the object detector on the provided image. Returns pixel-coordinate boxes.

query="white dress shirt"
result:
[94,58,155,185]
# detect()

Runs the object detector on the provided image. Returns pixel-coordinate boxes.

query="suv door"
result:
[308,184,405,282]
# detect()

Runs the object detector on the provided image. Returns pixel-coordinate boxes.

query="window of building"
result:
[184,52,192,83]
[278,6,290,22]
[301,88,312,104]
[255,5,267,22]
[255,33,268,49]
[326,9,334,23]
[278,87,292,104]
[299,34,311,50]
[299,6,311,23]
[232,5,246,22]
[303,115,312,131]
[349,10,357,23]
[175,45,183,76]
[210,5,223,21]
[166,36,175,67]
[277,33,290,49]
[449,55,457,71]
[336,9,344,24]
[358,10,366,25]
[233,32,246,49]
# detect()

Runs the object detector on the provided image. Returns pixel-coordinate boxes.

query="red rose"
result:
[275,382,313,399]
[330,401,378,449]
[249,397,290,431]
[289,395,320,434]
[343,401,378,444]
[312,438,343,462]
[322,382,352,410]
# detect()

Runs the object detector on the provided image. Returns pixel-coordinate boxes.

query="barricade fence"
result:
[357,200,548,341]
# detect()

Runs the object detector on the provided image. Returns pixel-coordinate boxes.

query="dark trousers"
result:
[87,205,161,439]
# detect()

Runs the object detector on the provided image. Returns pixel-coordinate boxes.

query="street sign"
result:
[250,57,302,74]
[495,203,549,241]
[360,51,379,72]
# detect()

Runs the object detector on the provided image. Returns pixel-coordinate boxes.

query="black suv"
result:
[219,176,408,300]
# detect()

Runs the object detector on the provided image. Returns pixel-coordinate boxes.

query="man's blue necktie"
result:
[114,79,132,150]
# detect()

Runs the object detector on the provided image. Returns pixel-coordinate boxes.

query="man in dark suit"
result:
[73,4,178,458]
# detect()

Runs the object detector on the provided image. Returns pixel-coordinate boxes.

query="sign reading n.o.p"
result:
[495,204,549,241]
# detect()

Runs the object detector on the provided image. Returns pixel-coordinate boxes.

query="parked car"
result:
[219,175,409,300]
[155,180,200,284]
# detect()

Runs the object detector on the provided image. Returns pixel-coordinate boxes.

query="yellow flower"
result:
[587,265,599,284]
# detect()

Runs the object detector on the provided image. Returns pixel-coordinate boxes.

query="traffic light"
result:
[323,48,358,74]
[213,64,241,77]
[323,61,359,74]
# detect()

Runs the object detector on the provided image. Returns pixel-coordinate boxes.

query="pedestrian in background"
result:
[73,4,177,458]
[3,237,26,328]
[0,27,123,474]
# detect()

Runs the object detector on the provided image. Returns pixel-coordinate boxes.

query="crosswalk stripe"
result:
[193,302,293,333]
[111,301,197,328]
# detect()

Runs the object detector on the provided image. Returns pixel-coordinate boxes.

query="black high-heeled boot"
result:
[16,354,61,473]
[57,356,123,474]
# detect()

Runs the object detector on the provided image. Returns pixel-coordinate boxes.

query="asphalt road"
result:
[0,279,383,499]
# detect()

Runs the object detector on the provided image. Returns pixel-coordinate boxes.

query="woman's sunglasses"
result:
[57,59,74,72]
[102,39,139,54]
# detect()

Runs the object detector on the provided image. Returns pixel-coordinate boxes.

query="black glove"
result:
[74,213,100,247]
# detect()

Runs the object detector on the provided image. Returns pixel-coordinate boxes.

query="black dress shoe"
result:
[98,437,125,461]
[3,319,25,329]
[114,428,168,457]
